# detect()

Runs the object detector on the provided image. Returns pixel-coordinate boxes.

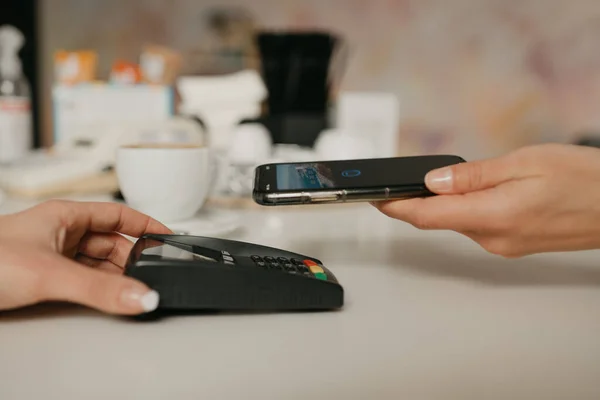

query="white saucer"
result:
[167,208,242,237]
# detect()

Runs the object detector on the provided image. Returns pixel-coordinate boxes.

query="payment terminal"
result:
[124,234,344,316]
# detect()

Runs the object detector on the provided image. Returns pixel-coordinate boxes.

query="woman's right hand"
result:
[373,143,600,257]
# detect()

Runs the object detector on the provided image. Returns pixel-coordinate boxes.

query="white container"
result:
[0,25,32,165]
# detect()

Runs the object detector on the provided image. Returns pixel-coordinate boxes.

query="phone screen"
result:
[272,156,462,191]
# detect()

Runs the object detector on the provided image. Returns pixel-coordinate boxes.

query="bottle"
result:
[0,25,31,164]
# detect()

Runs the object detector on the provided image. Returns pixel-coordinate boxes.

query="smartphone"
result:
[252,155,465,206]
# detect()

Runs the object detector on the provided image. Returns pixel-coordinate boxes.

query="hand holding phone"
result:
[252,155,465,206]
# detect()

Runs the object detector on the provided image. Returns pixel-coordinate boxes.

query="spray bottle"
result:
[0,25,31,164]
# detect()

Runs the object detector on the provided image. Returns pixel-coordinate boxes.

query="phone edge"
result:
[252,186,434,206]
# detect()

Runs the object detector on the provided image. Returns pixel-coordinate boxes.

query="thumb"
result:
[425,156,516,194]
[41,256,159,315]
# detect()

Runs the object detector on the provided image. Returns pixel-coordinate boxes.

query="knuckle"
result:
[480,238,522,258]
[105,240,121,262]
[480,238,507,256]
[95,202,128,232]
[410,212,435,230]
[464,162,484,191]
[41,199,68,210]
[38,199,71,223]
[105,201,124,214]
[511,143,559,169]
[77,234,94,254]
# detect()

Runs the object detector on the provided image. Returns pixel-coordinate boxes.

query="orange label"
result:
[0,98,30,112]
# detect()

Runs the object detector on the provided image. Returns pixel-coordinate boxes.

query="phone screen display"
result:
[274,156,461,191]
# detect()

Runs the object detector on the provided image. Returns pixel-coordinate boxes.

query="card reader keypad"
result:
[250,255,327,280]
[269,262,283,271]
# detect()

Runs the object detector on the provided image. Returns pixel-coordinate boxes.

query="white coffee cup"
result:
[116,143,214,223]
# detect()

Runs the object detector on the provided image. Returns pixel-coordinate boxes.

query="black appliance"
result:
[254,31,346,147]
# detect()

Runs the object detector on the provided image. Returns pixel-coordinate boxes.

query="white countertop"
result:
[2,196,600,399]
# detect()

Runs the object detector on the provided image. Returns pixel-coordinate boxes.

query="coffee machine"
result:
[253,31,346,148]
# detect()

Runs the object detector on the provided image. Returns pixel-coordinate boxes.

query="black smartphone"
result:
[252,155,465,206]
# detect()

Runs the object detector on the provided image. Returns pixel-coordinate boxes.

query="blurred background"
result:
[2,0,600,202]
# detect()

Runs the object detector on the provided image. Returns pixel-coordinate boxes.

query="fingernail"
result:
[120,287,159,312]
[426,167,453,192]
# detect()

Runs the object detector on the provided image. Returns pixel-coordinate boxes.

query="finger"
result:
[78,232,134,268]
[424,155,520,194]
[40,255,159,315]
[74,253,124,274]
[52,201,172,237]
[374,193,492,232]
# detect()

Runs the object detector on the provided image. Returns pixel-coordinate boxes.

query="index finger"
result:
[373,192,493,232]
[57,201,173,237]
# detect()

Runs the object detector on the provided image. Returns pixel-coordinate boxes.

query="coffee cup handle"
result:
[207,150,222,195]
